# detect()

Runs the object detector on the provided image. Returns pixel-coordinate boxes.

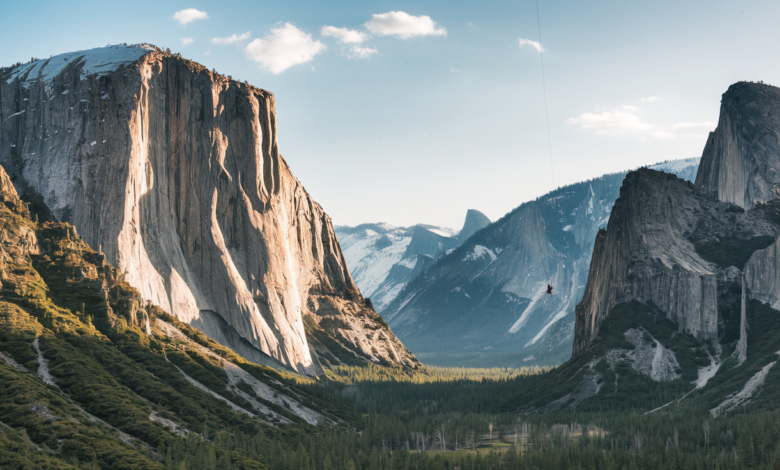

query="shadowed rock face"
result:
[458,209,491,241]
[576,83,780,358]
[695,82,780,210]
[0,45,416,374]
[573,171,780,356]
[574,170,721,354]
[383,173,626,367]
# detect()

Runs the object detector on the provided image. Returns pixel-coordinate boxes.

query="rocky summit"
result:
[696,82,780,210]
[0,44,416,375]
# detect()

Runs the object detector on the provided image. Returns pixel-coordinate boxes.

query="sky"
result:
[2,0,780,229]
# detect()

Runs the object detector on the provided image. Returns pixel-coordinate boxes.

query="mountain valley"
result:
[3,40,780,470]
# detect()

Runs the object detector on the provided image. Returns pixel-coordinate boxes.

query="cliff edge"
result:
[0,44,416,374]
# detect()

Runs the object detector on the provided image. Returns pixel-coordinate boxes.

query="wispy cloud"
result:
[641,96,662,102]
[518,38,544,52]
[566,105,715,139]
[566,106,651,133]
[180,38,194,47]
[348,46,378,59]
[364,11,446,39]
[321,26,367,44]
[212,32,251,45]
[172,9,209,25]
[246,23,326,74]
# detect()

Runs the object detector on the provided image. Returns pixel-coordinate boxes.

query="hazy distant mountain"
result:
[382,158,701,368]
[336,210,492,311]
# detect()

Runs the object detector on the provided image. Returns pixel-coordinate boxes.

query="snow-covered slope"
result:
[6,44,156,89]
[336,224,416,307]
[382,158,701,368]
[649,157,700,183]
[335,210,490,311]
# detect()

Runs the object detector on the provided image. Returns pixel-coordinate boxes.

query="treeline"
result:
[262,405,780,470]
[326,364,547,384]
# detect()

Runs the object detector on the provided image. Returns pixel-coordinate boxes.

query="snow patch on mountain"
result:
[462,245,497,262]
[336,227,412,298]
[649,157,701,173]
[7,44,155,92]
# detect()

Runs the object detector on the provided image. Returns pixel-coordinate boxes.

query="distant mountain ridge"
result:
[335,209,491,311]
[381,157,701,368]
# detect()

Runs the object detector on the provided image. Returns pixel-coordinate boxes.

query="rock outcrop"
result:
[576,83,780,357]
[457,209,491,242]
[573,170,723,354]
[0,44,416,374]
[695,82,780,209]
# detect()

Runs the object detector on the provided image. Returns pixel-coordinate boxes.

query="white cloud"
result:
[566,105,716,139]
[321,26,367,44]
[173,9,209,25]
[180,38,194,47]
[364,11,446,39]
[566,106,651,133]
[348,46,378,59]
[245,23,326,74]
[518,38,544,52]
[212,32,251,45]
[641,96,662,101]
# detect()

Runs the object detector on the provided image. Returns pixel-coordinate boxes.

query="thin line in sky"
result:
[535,0,556,190]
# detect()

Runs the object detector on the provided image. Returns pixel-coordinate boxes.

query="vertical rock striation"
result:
[575,83,780,358]
[695,82,780,210]
[457,209,491,242]
[574,170,720,355]
[0,44,416,374]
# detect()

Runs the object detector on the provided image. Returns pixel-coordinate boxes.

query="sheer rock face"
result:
[0,45,416,374]
[573,164,780,356]
[695,82,780,210]
[457,209,491,242]
[573,170,722,355]
[575,83,780,357]
[746,239,780,310]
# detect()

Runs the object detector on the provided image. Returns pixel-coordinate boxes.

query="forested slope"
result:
[0,164,352,469]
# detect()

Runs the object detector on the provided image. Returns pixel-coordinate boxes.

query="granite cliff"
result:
[695,82,780,209]
[575,83,780,357]
[572,169,780,354]
[0,44,416,375]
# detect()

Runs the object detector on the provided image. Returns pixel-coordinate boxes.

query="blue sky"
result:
[3,0,779,228]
